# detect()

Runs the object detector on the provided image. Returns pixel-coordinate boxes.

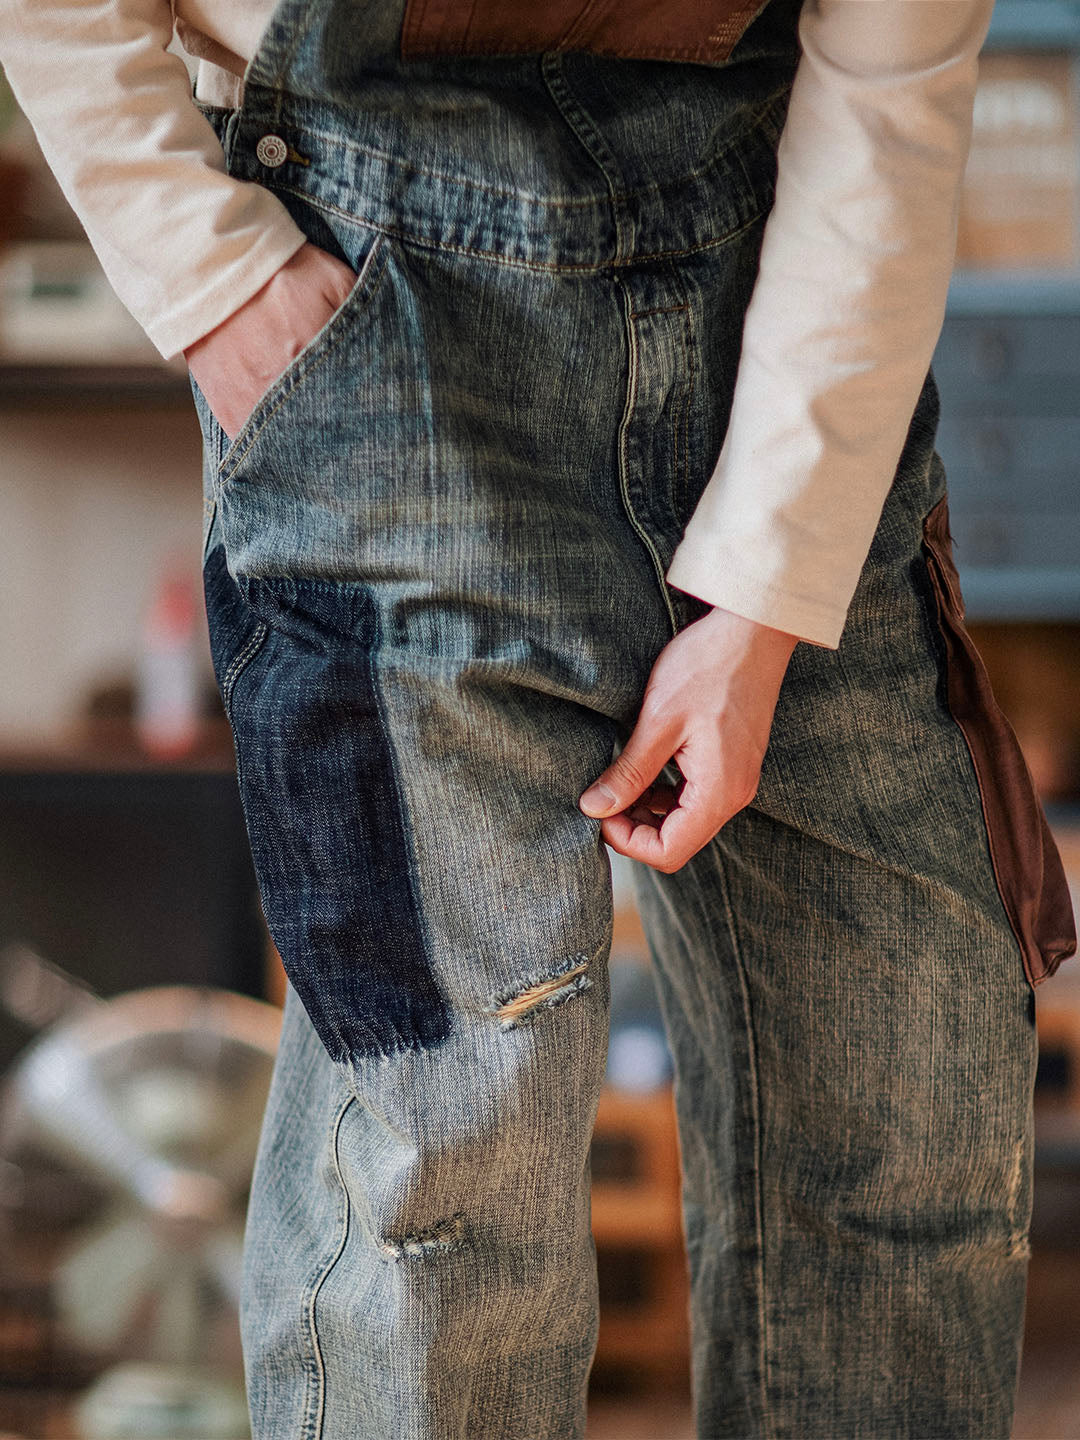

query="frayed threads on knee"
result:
[488,956,592,1030]
[377,1212,468,1260]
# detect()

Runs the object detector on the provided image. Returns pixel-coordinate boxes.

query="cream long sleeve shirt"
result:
[0,0,994,648]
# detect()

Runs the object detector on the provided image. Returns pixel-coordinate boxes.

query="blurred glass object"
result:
[75,1362,251,1440]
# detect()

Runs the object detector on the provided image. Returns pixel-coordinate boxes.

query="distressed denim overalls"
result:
[189,0,1075,1433]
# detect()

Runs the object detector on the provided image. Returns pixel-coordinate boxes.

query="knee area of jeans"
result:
[347,1176,585,1272]
[331,949,603,1074]
[329,958,606,1266]
[367,1197,592,1269]
[375,1211,470,1261]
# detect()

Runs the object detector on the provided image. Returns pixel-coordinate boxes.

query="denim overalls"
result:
[189,0,1072,1432]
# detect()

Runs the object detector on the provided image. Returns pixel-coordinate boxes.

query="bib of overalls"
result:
[400,0,776,66]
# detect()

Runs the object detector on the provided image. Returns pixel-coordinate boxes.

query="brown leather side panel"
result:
[401,0,772,65]
[922,495,1076,987]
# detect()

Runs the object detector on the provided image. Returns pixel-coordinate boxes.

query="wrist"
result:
[700,605,800,659]
[183,268,282,367]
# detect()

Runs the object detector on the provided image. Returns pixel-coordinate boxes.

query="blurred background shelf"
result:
[0,364,193,404]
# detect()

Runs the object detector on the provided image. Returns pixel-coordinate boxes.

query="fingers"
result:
[620,782,680,832]
[184,243,359,444]
[579,713,679,820]
[583,730,759,873]
[578,605,791,873]
[599,785,730,872]
[577,700,734,872]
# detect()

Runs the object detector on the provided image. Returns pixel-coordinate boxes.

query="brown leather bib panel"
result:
[922,496,1076,988]
[400,0,774,65]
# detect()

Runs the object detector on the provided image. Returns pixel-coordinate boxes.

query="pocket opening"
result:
[216,230,389,484]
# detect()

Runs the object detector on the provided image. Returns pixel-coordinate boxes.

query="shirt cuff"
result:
[666,533,846,649]
[140,221,308,359]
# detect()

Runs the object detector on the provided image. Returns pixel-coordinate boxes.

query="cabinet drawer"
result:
[936,415,1080,491]
[934,315,1080,389]
[943,505,1080,569]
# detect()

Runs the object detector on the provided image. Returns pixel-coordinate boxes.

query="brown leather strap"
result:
[401,0,772,65]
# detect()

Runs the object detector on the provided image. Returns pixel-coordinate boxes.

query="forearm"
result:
[667,0,995,649]
[0,0,305,358]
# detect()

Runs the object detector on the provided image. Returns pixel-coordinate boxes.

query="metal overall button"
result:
[255,134,289,168]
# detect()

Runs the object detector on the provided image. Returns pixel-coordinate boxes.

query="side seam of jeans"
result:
[302,1088,358,1440]
[705,833,773,1439]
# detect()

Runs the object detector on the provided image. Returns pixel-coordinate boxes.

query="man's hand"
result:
[183,241,357,441]
[579,607,798,873]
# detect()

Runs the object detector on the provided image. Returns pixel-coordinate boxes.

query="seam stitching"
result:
[242,85,791,211]
[664,261,696,525]
[628,304,689,320]
[222,620,269,714]
[305,1089,356,1440]
[262,185,770,272]
[614,274,679,637]
[708,836,773,1438]
[682,303,696,524]
[540,51,633,259]
[366,609,451,1055]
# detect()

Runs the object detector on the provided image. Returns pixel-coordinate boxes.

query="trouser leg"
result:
[198,226,678,1437]
[634,377,1041,1439]
[190,29,1063,1431]
[214,528,623,1438]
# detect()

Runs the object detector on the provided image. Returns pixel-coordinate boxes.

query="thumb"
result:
[580,713,677,819]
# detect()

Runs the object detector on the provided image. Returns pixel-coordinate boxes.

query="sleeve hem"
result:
[666,539,848,650]
[144,223,309,360]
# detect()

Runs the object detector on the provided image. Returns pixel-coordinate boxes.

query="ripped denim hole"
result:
[489,955,592,1030]
[378,1212,468,1260]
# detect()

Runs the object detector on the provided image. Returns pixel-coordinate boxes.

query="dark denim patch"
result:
[203,543,451,1062]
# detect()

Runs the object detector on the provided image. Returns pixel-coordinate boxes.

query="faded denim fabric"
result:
[190,0,1050,1434]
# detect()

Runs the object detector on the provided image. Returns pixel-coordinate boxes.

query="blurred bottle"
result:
[135,571,201,761]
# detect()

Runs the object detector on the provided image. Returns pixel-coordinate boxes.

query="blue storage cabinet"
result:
[932,1,1080,620]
